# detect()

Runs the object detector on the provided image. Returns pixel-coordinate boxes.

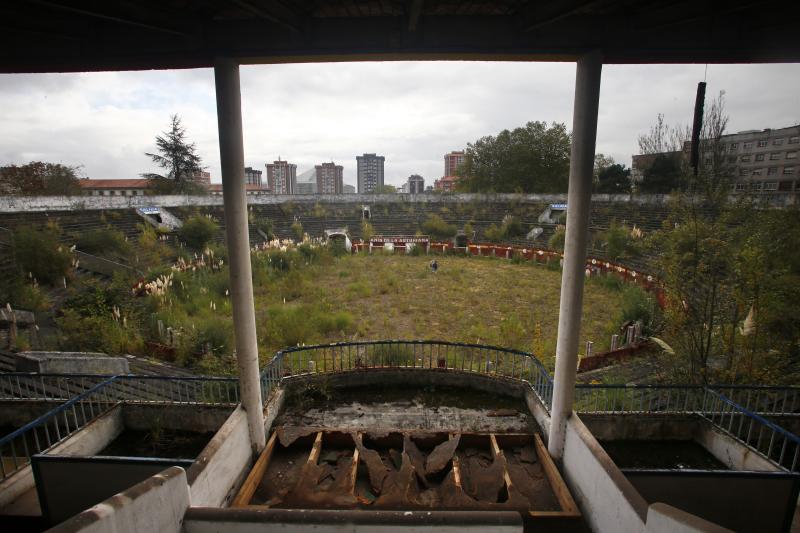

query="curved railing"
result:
[260,340,554,408]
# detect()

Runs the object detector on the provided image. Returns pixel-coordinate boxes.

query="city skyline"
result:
[1,62,799,189]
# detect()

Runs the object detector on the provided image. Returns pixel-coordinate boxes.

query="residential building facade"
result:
[632,125,800,196]
[315,162,344,194]
[266,159,297,195]
[407,174,425,194]
[244,167,263,188]
[717,125,799,194]
[434,175,459,192]
[356,153,384,193]
[444,150,465,177]
[77,178,152,196]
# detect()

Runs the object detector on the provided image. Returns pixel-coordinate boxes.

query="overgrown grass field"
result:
[251,253,624,371]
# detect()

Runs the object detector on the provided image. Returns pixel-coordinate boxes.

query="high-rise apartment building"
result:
[444,150,465,177]
[266,159,297,195]
[406,174,425,194]
[315,162,344,194]
[244,167,263,188]
[632,124,799,196]
[356,153,385,193]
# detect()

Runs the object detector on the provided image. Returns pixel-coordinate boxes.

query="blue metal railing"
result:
[0,377,119,481]
[701,389,800,472]
[4,341,800,478]
[261,340,554,408]
[0,373,239,405]
[574,384,706,414]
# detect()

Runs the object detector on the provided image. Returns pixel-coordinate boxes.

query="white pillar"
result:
[214,58,266,454]
[548,52,602,460]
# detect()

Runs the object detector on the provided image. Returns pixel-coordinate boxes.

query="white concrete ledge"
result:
[645,502,733,533]
[0,193,674,213]
[48,466,189,533]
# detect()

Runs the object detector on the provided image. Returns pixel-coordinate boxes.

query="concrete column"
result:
[214,58,266,454]
[548,52,602,460]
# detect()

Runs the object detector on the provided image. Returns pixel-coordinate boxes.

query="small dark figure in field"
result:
[430,259,438,273]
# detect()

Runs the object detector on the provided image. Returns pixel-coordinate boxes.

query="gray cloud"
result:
[0,62,798,188]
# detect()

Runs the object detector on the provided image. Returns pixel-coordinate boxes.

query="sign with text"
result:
[371,236,430,244]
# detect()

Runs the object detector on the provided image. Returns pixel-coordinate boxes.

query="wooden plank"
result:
[452,456,463,488]
[231,431,277,507]
[348,446,360,495]
[533,433,580,516]
[489,433,514,492]
[307,431,323,465]
[447,432,463,488]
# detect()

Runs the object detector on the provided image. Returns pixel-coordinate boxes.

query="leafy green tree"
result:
[375,185,397,194]
[651,190,800,384]
[595,163,631,194]
[13,225,72,285]
[457,121,571,193]
[142,115,206,194]
[639,153,685,193]
[0,162,82,196]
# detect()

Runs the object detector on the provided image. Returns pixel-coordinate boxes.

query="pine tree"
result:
[142,115,204,194]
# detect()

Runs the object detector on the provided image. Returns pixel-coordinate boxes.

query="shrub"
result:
[483,216,525,243]
[312,203,327,218]
[484,224,504,242]
[13,226,72,285]
[503,216,525,238]
[603,221,639,262]
[297,243,325,264]
[57,309,143,354]
[192,317,234,357]
[6,282,50,311]
[548,226,566,250]
[254,217,274,240]
[136,225,174,267]
[62,279,116,317]
[179,216,218,250]
[291,221,304,242]
[618,285,662,336]
[421,214,457,240]
[360,220,374,242]
[463,221,474,238]
[263,303,355,348]
[76,228,131,258]
[408,243,425,256]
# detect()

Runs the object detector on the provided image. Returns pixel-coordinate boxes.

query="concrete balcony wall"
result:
[48,466,189,533]
[0,406,123,510]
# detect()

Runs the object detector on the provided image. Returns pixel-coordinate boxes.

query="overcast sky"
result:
[1,62,798,188]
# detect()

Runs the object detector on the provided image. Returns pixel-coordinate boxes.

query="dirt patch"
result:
[252,446,308,505]
[506,446,559,511]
